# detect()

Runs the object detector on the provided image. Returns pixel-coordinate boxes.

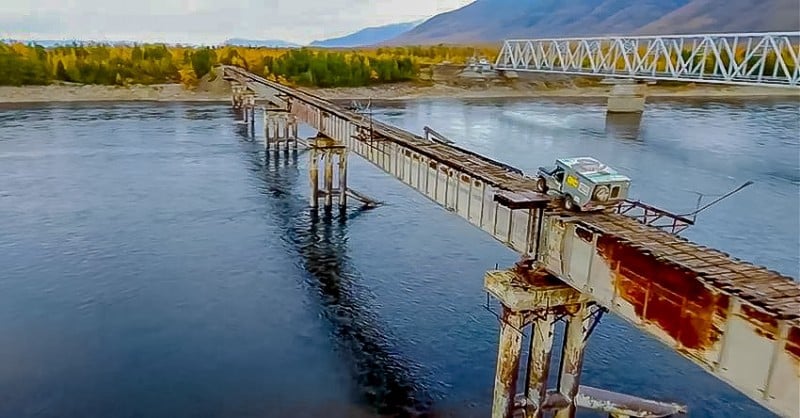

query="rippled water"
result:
[0,98,797,418]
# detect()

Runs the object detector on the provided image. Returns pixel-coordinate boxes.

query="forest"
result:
[0,42,498,87]
[0,41,795,88]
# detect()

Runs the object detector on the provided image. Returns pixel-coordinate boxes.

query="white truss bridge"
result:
[495,32,800,87]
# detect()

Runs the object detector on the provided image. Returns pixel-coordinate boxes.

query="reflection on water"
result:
[604,112,642,140]
[250,149,436,416]
[0,99,797,418]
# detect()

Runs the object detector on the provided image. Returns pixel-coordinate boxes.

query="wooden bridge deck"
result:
[221,65,800,417]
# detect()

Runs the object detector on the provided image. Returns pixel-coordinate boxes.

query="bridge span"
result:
[220,65,799,418]
[495,32,800,87]
[495,32,799,113]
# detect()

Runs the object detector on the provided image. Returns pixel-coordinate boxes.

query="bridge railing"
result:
[614,199,695,234]
[495,32,800,87]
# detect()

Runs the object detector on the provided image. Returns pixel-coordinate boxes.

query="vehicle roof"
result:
[556,157,631,183]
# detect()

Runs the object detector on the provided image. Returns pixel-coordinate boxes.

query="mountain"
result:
[389,0,689,44]
[223,38,301,48]
[1,39,137,47]
[310,20,422,48]
[636,0,800,34]
[387,0,798,44]
[2,39,78,47]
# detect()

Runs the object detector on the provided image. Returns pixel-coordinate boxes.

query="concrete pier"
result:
[264,109,299,151]
[526,310,555,417]
[231,84,257,135]
[308,136,348,210]
[554,302,591,418]
[309,151,319,208]
[231,84,244,117]
[606,81,646,113]
[243,93,256,130]
[485,263,687,418]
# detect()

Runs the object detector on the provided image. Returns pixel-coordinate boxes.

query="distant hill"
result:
[223,38,301,48]
[310,21,422,48]
[2,39,76,47]
[1,39,135,47]
[636,0,800,34]
[387,0,799,44]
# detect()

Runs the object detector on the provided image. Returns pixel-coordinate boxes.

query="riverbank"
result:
[310,82,800,101]
[1,80,798,104]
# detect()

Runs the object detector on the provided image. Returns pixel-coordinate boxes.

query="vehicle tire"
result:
[536,176,548,193]
[564,195,580,212]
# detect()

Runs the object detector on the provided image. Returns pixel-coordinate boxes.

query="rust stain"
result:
[460,174,470,183]
[512,258,555,285]
[787,326,800,359]
[597,235,725,351]
[739,304,779,340]
[429,161,438,169]
[497,307,523,413]
[575,226,594,243]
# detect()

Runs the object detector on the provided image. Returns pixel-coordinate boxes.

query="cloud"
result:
[0,0,475,44]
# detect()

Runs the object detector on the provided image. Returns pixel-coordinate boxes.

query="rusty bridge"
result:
[220,65,799,418]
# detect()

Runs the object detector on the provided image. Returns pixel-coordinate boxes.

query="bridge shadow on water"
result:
[233,127,442,417]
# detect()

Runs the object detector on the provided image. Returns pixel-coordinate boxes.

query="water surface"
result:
[0,98,797,418]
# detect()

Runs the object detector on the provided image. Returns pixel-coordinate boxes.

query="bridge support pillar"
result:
[525,310,555,417]
[606,81,646,114]
[308,136,347,210]
[264,109,299,152]
[485,261,687,418]
[554,302,591,418]
[231,84,244,117]
[491,306,525,418]
[243,93,256,131]
[309,153,319,208]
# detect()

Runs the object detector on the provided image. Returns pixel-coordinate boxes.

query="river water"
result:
[0,97,797,418]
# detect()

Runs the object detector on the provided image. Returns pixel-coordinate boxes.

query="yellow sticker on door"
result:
[565,174,579,188]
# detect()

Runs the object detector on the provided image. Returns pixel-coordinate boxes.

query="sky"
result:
[0,0,474,45]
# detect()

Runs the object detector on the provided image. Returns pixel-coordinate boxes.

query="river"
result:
[0,97,797,418]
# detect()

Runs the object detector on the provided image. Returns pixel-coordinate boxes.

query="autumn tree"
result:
[191,47,216,79]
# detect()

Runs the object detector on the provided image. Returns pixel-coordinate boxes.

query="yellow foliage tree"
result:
[178,67,198,87]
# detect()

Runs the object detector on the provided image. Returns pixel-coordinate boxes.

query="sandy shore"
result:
[0,83,230,104]
[1,80,798,104]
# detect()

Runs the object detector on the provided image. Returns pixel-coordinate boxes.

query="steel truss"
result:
[495,32,800,87]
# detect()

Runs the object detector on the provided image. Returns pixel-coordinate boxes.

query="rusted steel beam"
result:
[492,307,525,418]
[541,217,800,417]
